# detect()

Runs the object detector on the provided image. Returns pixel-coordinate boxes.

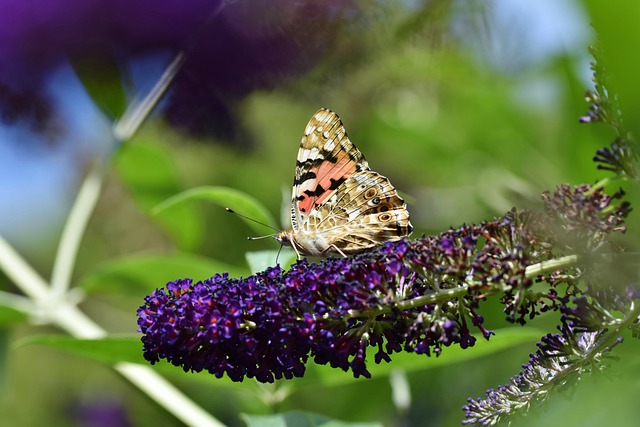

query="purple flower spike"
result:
[138,185,631,383]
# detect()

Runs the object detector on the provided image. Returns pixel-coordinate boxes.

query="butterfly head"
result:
[274,229,294,248]
[274,228,308,259]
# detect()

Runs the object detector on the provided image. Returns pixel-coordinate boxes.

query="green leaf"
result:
[114,141,205,251]
[0,330,8,387]
[153,186,278,236]
[0,305,28,326]
[71,52,128,120]
[78,252,248,294]
[245,250,297,274]
[241,411,381,427]
[15,335,144,365]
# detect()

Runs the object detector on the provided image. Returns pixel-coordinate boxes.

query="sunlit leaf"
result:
[0,306,28,326]
[16,335,144,365]
[115,141,205,251]
[241,411,381,427]
[245,250,296,274]
[153,186,277,236]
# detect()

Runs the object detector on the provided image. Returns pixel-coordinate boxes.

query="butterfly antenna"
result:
[246,234,277,241]
[225,208,280,233]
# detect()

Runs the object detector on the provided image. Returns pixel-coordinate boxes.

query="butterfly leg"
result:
[329,245,348,258]
[291,241,303,260]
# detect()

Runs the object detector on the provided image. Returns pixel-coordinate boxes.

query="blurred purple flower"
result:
[73,398,131,427]
[0,0,358,144]
[0,0,222,76]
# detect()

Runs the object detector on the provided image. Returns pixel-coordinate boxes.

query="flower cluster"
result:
[462,327,621,426]
[138,184,630,383]
[579,45,625,133]
[539,184,631,251]
[593,138,639,179]
[462,283,640,426]
[138,268,312,383]
[580,45,639,180]
[140,236,486,382]
[460,47,640,425]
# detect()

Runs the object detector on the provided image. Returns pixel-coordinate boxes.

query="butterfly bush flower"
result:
[463,283,640,426]
[138,183,631,384]
[460,44,640,426]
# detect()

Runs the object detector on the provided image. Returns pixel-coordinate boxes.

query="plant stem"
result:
[50,161,105,299]
[0,234,50,300]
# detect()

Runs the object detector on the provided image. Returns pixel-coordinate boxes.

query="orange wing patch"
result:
[295,155,357,215]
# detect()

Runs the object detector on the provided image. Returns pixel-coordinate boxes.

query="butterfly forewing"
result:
[282,108,412,257]
[292,108,369,230]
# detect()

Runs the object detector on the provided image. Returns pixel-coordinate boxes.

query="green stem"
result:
[50,161,105,299]
[585,175,628,194]
[0,234,50,300]
[352,254,581,318]
[0,49,227,427]
[524,255,578,278]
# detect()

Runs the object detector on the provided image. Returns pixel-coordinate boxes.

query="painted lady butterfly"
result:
[275,108,413,258]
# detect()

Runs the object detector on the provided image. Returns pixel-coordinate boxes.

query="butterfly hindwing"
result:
[302,171,412,254]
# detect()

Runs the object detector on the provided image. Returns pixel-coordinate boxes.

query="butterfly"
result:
[275,108,413,258]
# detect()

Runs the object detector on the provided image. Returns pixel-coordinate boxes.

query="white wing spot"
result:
[309,147,320,159]
[322,131,330,139]
[305,125,316,135]
[323,139,336,151]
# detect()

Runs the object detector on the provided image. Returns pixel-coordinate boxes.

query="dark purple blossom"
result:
[139,226,517,381]
[592,138,639,178]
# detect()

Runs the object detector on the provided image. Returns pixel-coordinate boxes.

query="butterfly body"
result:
[275,108,412,258]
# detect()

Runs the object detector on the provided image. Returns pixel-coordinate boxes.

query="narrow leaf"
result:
[16,335,144,365]
[78,252,247,294]
[153,186,277,236]
[241,411,381,427]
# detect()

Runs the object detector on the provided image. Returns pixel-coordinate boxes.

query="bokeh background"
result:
[1,1,639,426]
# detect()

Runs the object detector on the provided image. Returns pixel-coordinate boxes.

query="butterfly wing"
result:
[290,108,369,232]
[303,170,413,254]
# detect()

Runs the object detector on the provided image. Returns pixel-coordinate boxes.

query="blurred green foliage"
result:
[4,1,640,427]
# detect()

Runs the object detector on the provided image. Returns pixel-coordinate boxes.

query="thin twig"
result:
[50,161,106,298]
[0,234,50,300]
